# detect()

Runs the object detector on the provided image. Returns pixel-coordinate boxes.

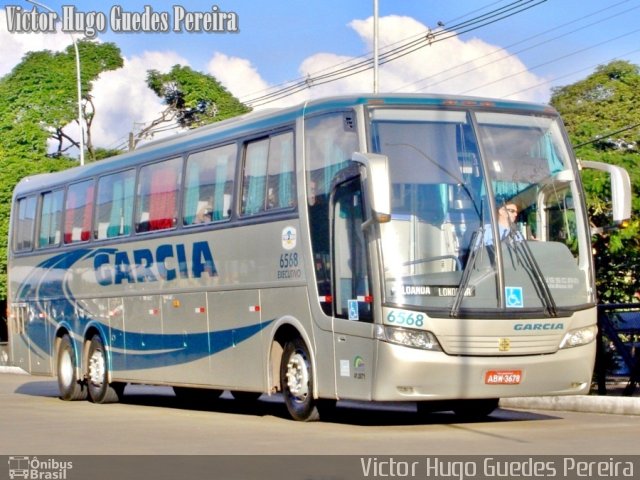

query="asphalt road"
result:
[1,372,639,457]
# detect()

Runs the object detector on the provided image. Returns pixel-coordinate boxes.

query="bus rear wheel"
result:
[86,334,124,404]
[56,334,87,401]
[280,338,320,422]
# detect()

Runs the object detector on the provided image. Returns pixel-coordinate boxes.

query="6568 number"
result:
[279,252,299,269]
[386,310,425,327]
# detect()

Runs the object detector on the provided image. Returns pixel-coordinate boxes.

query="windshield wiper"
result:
[450,228,483,317]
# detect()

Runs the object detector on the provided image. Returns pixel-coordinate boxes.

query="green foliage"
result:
[146,64,250,129]
[0,41,123,301]
[551,61,640,302]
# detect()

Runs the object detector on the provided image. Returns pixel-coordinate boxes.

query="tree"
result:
[551,60,640,302]
[132,65,250,146]
[2,40,123,161]
[0,41,124,302]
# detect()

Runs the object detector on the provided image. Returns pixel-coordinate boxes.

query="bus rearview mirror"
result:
[580,160,631,226]
[351,152,391,223]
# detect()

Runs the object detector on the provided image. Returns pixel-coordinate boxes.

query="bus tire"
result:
[86,334,123,404]
[280,338,320,422]
[56,334,87,401]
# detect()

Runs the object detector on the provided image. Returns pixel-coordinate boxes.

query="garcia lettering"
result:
[94,241,217,286]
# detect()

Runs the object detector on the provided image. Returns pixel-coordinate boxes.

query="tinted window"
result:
[136,158,182,233]
[13,195,37,252]
[95,169,136,239]
[183,143,237,225]
[64,179,95,244]
[39,190,64,248]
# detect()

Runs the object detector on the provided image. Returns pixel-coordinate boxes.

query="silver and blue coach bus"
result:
[7,94,631,421]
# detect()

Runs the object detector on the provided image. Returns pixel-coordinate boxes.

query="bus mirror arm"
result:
[351,152,392,226]
[580,160,632,226]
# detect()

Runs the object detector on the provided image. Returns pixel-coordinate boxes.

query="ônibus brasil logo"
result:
[8,456,73,480]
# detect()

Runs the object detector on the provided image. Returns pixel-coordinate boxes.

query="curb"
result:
[500,395,640,416]
[0,366,28,375]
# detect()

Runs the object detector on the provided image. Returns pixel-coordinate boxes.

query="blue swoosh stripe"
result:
[17,247,273,371]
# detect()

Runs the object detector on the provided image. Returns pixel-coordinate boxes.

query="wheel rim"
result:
[285,350,310,402]
[59,348,74,386]
[89,347,105,387]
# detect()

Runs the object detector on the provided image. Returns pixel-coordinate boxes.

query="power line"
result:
[399,0,638,93]
[240,0,548,107]
[574,122,640,149]
[501,47,640,99]
[236,0,530,102]
[458,25,640,96]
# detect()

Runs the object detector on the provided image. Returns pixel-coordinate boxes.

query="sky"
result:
[1,0,640,154]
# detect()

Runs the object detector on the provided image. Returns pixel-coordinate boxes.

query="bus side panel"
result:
[120,295,167,383]
[25,300,53,375]
[208,290,264,391]
[259,285,316,392]
[159,292,212,386]
[8,303,31,373]
[108,297,126,372]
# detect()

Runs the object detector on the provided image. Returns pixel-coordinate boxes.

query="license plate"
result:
[485,370,522,385]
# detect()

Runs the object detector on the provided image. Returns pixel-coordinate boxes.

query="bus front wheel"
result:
[86,334,124,404]
[56,334,87,401]
[280,338,320,421]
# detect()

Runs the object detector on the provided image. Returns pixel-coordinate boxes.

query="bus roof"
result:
[12,93,558,197]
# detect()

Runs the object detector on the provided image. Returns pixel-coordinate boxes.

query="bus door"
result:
[330,177,376,400]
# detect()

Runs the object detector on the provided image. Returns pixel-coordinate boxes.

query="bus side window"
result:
[136,158,182,233]
[183,143,237,225]
[241,131,295,216]
[95,169,136,240]
[38,189,64,248]
[64,179,95,244]
[13,195,37,252]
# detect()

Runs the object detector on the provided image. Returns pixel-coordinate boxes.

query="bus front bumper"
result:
[371,340,595,401]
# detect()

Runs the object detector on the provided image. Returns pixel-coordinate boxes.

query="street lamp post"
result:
[25,0,85,166]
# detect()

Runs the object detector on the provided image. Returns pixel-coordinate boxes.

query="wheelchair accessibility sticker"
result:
[505,286,524,308]
[348,299,359,320]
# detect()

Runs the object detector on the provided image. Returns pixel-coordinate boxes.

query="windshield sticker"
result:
[348,299,359,320]
[340,359,350,377]
[395,285,475,297]
[546,276,580,290]
[505,286,524,308]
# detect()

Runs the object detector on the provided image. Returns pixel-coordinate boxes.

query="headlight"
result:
[558,325,597,349]
[375,325,442,351]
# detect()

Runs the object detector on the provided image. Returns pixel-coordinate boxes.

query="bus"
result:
[7,94,631,421]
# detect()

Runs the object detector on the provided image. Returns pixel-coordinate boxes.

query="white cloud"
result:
[2,12,550,152]
[213,15,549,108]
[207,52,270,100]
[0,8,74,76]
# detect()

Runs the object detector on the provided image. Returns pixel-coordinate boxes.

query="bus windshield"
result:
[370,107,592,315]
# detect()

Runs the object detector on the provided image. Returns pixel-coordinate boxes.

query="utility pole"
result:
[26,0,85,166]
[373,0,379,94]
